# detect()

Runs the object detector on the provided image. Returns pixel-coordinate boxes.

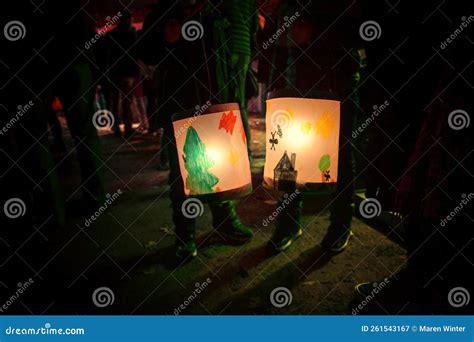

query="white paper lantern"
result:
[263,90,341,191]
[172,103,252,201]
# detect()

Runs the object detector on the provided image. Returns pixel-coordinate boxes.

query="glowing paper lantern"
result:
[263,90,341,191]
[172,103,252,201]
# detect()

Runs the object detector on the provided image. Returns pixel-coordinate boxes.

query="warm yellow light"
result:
[263,91,341,191]
[172,103,252,200]
[206,147,223,165]
[286,120,314,149]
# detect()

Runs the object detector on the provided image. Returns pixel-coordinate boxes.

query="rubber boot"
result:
[172,204,197,259]
[210,200,253,243]
[322,203,353,253]
[269,193,303,252]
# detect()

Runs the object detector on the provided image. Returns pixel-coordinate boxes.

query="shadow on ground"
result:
[4,117,407,315]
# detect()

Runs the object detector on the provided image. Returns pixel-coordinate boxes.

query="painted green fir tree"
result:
[183,127,219,195]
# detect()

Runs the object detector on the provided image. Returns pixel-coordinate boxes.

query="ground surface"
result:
[10,115,406,315]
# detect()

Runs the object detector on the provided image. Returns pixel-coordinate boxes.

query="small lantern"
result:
[263,90,341,191]
[172,103,252,201]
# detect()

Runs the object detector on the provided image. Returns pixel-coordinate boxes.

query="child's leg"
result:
[322,78,357,252]
[209,200,253,243]
[165,123,197,258]
[269,191,303,252]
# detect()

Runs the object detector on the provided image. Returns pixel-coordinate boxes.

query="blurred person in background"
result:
[138,2,172,169]
[106,11,139,138]
[0,0,106,304]
[49,0,107,212]
[132,80,149,133]
[47,96,67,156]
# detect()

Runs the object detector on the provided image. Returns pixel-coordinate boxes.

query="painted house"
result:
[274,151,298,191]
